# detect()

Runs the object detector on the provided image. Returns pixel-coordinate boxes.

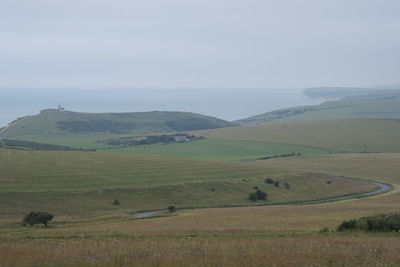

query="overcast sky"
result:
[1,0,399,90]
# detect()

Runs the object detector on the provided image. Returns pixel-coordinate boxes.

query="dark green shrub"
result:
[337,219,358,231]
[253,186,258,189]
[168,206,176,213]
[265,178,274,184]
[113,199,120,205]
[326,181,332,184]
[362,213,400,232]
[284,182,290,189]
[337,214,400,232]
[249,193,257,201]
[255,189,267,200]
[22,212,53,227]
[274,181,280,187]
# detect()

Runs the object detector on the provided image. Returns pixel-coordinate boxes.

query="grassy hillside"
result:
[193,119,400,153]
[0,149,375,218]
[0,139,93,151]
[0,109,236,137]
[237,90,400,124]
[251,153,400,185]
[107,139,327,161]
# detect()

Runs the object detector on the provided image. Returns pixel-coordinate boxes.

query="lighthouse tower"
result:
[57,104,65,112]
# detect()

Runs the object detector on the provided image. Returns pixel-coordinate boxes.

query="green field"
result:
[104,139,328,161]
[194,119,400,153]
[0,148,377,219]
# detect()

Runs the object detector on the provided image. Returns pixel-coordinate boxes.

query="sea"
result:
[0,88,323,127]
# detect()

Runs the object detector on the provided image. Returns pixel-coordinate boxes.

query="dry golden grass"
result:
[2,236,400,266]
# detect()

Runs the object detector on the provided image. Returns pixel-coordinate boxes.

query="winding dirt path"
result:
[132,180,393,218]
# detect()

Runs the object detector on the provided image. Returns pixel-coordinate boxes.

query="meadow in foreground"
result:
[2,120,400,266]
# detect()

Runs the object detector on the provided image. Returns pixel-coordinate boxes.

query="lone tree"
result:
[284,182,290,189]
[255,189,267,200]
[265,177,274,184]
[113,199,120,205]
[274,181,280,187]
[22,212,53,227]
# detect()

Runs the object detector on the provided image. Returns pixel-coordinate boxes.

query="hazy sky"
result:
[1,0,399,90]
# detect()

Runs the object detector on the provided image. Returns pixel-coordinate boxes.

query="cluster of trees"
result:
[337,213,400,232]
[264,177,290,189]
[249,189,268,201]
[99,133,204,147]
[258,153,301,160]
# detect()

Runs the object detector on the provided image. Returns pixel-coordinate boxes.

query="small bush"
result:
[255,189,267,200]
[265,178,274,184]
[248,193,257,201]
[284,182,290,189]
[113,199,120,205]
[211,188,215,191]
[326,181,332,184]
[274,181,280,187]
[168,206,176,213]
[253,186,258,189]
[22,212,53,227]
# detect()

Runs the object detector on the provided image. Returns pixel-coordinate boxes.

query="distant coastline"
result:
[0,88,323,127]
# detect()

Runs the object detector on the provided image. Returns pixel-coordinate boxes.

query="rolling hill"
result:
[0,148,377,218]
[0,109,237,137]
[193,119,400,153]
[237,89,400,125]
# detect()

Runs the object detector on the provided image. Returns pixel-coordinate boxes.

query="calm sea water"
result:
[0,88,323,127]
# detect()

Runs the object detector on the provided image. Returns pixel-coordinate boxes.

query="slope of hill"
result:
[0,109,237,137]
[193,119,400,153]
[237,90,400,125]
[0,149,376,218]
